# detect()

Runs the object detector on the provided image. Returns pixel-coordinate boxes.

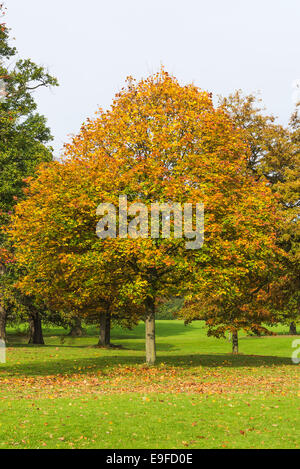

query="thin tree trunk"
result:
[105,312,111,345]
[98,311,111,346]
[145,297,156,365]
[28,311,44,345]
[69,317,84,337]
[289,322,297,335]
[232,330,238,354]
[0,304,6,343]
[0,265,6,343]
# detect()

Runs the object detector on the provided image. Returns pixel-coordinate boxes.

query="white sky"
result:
[6,0,300,157]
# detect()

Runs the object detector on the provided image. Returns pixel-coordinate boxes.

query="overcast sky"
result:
[6,0,300,157]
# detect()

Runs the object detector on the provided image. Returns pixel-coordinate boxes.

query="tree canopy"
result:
[10,70,284,362]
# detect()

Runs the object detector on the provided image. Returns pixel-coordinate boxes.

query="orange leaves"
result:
[0,363,297,399]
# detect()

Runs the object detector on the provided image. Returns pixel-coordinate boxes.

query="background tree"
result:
[156,297,184,320]
[0,2,58,342]
[10,157,142,347]
[219,91,300,334]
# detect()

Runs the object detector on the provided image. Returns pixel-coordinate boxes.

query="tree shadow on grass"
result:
[6,340,177,352]
[161,353,295,368]
[0,352,296,379]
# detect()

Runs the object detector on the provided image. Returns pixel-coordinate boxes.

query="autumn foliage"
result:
[10,70,284,362]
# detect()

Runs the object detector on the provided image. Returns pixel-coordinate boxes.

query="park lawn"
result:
[0,394,299,449]
[0,320,299,449]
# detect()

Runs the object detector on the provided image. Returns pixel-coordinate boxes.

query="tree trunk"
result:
[0,264,6,343]
[28,311,44,345]
[105,312,111,345]
[289,322,297,335]
[69,317,84,337]
[232,330,238,354]
[98,311,111,346]
[0,304,7,343]
[145,298,156,365]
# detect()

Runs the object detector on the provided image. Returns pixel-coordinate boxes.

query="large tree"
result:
[11,70,282,363]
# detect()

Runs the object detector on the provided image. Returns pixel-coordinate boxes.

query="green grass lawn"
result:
[0,321,299,449]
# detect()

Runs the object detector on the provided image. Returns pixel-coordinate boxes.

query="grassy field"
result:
[0,321,299,449]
